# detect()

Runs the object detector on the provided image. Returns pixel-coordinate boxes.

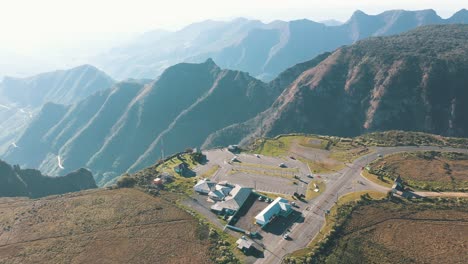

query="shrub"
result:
[116,175,137,188]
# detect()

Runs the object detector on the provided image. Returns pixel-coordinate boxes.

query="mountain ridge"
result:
[0,159,96,198]
[204,24,468,147]
[92,9,468,81]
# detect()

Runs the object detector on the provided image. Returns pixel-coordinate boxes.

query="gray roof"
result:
[236,237,253,249]
[194,179,217,193]
[211,185,252,211]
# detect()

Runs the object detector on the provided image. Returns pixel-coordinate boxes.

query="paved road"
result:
[255,146,468,264]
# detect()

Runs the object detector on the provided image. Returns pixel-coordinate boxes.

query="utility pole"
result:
[161,137,165,160]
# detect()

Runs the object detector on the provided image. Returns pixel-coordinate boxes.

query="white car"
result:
[255,154,260,158]
[283,232,291,239]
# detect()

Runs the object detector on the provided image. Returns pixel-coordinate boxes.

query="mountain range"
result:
[0,159,96,198]
[92,9,468,81]
[3,24,468,186]
[205,25,468,147]
[2,58,292,185]
[0,65,115,154]
[0,64,115,108]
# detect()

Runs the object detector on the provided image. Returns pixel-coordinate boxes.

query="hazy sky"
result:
[0,0,466,76]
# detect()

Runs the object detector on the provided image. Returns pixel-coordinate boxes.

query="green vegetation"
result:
[249,134,370,174]
[127,151,204,195]
[177,203,242,263]
[356,130,468,149]
[368,151,468,192]
[249,135,300,156]
[199,165,220,178]
[288,191,386,261]
[0,160,97,198]
[116,174,137,188]
[361,170,393,188]
[121,152,242,263]
[305,180,326,200]
[287,195,468,264]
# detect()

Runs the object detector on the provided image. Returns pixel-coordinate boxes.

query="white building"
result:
[255,197,292,227]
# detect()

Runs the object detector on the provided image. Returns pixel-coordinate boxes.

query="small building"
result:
[174,163,188,174]
[193,179,217,194]
[227,145,239,153]
[208,184,233,201]
[211,185,253,215]
[152,178,163,186]
[236,236,254,253]
[255,197,292,227]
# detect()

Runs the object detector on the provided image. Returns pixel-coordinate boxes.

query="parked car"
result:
[283,232,291,239]
[279,163,287,168]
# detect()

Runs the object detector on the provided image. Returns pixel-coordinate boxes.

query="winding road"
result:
[256,146,468,264]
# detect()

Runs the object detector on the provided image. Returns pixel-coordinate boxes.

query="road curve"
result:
[255,146,468,264]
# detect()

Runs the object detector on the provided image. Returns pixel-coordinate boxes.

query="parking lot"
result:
[233,194,268,233]
[198,149,310,196]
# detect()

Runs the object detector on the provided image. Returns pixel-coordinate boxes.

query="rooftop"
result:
[255,197,291,224]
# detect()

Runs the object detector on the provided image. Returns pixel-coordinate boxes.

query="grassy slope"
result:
[316,199,468,264]
[0,188,213,264]
[125,153,243,263]
[368,151,468,191]
[288,197,468,264]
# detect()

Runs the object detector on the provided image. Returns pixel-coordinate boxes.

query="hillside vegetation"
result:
[368,151,468,191]
[3,59,281,186]
[0,160,96,198]
[0,188,224,264]
[208,25,468,146]
[287,198,468,264]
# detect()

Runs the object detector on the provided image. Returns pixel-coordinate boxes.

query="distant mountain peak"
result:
[319,19,343,26]
[204,58,217,66]
[449,8,468,23]
[351,10,368,17]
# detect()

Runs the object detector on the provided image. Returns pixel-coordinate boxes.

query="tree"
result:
[116,174,136,188]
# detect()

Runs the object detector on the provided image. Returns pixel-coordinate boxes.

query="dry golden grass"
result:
[325,200,468,264]
[370,151,468,191]
[290,191,386,258]
[0,188,212,264]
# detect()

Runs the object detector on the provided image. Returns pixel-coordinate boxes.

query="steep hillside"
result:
[3,59,280,186]
[0,64,115,107]
[205,25,468,147]
[0,65,115,154]
[0,159,96,198]
[93,9,468,81]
